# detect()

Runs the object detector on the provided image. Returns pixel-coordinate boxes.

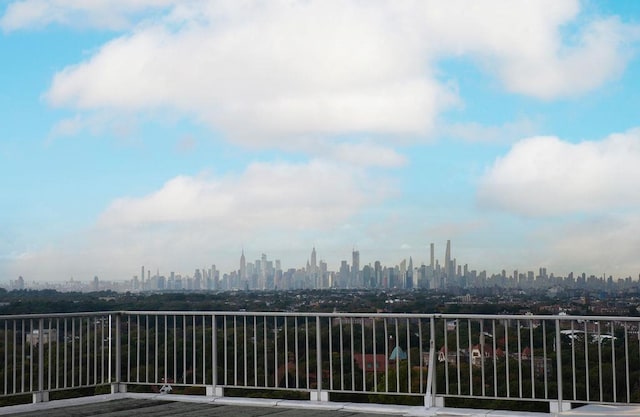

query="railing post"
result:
[311,316,328,401]
[111,312,126,394]
[32,318,48,403]
[551,317,570,413]
[207,314,223,397]
[425,315,439,408]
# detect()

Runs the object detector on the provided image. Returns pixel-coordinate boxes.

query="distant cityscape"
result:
[7,240,640,293]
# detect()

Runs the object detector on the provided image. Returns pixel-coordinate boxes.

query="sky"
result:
[2,0,640,283]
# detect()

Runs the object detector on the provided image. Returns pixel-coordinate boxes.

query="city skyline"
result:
[2,1,640,282]
[8,239,639,293]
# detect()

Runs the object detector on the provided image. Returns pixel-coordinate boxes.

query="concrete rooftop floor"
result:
[0,393,639,417]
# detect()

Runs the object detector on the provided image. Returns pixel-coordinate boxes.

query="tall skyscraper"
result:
[352,248,360,287]
[430,243,435,269]
[310,247,317,274]
[240,250,246,281]
[445,240,451,276]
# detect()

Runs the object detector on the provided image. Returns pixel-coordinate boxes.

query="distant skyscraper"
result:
[352,248,360,287]
[445,240,451,277]
[430,243,435,269]
[310,247,317,273]
[240,250,246,281]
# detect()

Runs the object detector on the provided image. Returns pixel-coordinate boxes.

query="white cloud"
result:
[24,0,636,149]
[477,129,640,216]
[438,118,538,144]
[548,214,640,277]
[419,1,637,98]
[6,159,394,279]
[100,159,390,230]
[0,0,175,31]
[328,142,407,168]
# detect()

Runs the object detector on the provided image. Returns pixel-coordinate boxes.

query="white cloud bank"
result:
[7,159,395,279]
[1,0,633,148]
[478,129,640,216]
[100,160,387,230]
[478,129,640,277]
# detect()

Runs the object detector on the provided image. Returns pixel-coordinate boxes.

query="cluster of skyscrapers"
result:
[132,241,462,292]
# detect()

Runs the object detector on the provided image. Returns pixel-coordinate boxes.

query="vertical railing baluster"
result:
[233,316,238,386]
[362,319,367,391]
[425,315,436,408]
[584,320,590,402]
[456,318,461,396]
[597,321,603,401]
[406,318,411,393]
[542,320,548,399]
[555,318,563,410]
[263,316,268,387]
[329,316,334,390]
[274,316,279,389]
[47,318,52,391]
[136,315,140,383]
[164,315,168,386]
[115,313,122,390]
[192,315,196,385]
[28,320,32,392]
[183,315,187,385]
[394,318,399,393]
[505,321,510,398]
[315,316,323,399]
[492,320,497,397]
[351,318,355,391]
[173,315,177,384]
[529,319,534,399]
[480,320,485,397]
[284,316,289,389]
[340,317,345,391]
[517,320,522,398]
[3,320,6,395]
[305,317,309,390]
[37,318,43,398]
[126,316,130,384]
[418,319,423,395]
[253,316,258,387]
[467,319,472,396]
[383,318,388,393]
[212,314,218,390]
[571,320,576,400]
[444,317,449,394]
[624,321,630,403]
[202,315,206,385]
[611,321,616,403]
[244,315,248,386]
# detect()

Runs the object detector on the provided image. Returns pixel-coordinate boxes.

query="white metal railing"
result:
[1,311,640,412]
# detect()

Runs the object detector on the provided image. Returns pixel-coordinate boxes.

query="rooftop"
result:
[1,393,640,417]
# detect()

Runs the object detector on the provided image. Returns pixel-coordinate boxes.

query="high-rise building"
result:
[240,250,246,281]
[310,247,317,274]
[445,240,451,274]
[430,243,435,269]
[352,249,360,287]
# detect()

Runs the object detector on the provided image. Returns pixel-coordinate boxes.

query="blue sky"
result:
[2,0,640,283]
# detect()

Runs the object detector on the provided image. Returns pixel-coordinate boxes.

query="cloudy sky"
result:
[2,0,640,283]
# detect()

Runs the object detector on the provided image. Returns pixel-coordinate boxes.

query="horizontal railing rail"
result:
[0,310,639,412]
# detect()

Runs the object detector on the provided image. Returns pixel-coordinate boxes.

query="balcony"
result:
[0,311,639,416]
